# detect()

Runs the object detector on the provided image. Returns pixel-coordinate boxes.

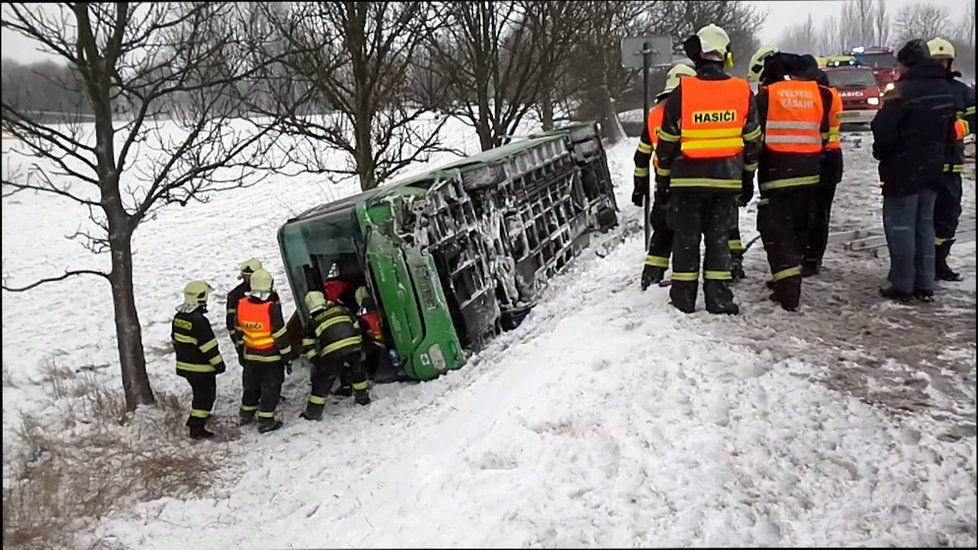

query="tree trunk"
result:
[476,97,494,152]
[355,116,376,191]
[600,85,625,144]
[108,232,156,411]
[539,79,555,131]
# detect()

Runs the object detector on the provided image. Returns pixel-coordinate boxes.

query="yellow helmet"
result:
[927,37,955,59]
[183,280,214,306]
[249,269,274,293]
[661,63,697,96]
[304,291,327,313]
[696,24,732,66]
[747,45,780,82]
[238,258,263,279]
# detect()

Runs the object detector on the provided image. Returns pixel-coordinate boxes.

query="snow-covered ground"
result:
[2,121,975,547]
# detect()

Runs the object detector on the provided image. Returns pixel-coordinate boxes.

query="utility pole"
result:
[621,35,671,249]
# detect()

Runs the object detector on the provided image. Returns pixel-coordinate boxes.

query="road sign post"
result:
[621,35,671,249]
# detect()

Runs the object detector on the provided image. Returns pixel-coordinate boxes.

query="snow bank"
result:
[3,122,975,547]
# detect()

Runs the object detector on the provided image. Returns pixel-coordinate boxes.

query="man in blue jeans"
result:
[871,40,956,303]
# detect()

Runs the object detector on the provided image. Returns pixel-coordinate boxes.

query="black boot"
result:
[879,286,914,303]
[730,253,746,282]
[239,408,256,425]
[332,384,353,397]
[188,416,215,440]
[668,280,698,313]
[772,277,801,312]
[704,280,739,315]
[300,402,324,421]
[913,289,935,303]
[641,265,665,290]
[354,389,371,406]
[936,240,963,281]
[257,416,284,433]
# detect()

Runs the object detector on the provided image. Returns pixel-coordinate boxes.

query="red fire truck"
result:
[850,46,898,92]
[822,60,884,125]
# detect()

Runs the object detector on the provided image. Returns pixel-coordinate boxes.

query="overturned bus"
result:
[277,122,618,382]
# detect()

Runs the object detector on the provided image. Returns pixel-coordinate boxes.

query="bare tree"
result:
[519,1,585,132]
[778,14,818,54]
[818,15,841,54]
[839,2,860,50]
[959,2,975,49]
[854,0,874,45]
[895,3,949,45]
[558,0,763,142]
[424,1,553,151]
[874,0,890,46]
[1,3,299,411]
[262,2,449,190]
[0,59,91,118]
[564,1,663,143]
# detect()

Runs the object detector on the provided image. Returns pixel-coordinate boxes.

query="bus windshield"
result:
[857,52,897,69]
[279,208,366,316]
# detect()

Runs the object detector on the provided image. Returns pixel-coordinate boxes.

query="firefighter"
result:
[929,38,976,281]
[235,268,292,433]
[172,281,226,440]
[750,49,833,311]
[299,291,369,421]
[225,258,278,366]
[802,59,845,276]
[633,62,697,289]
[653,24,762,314]
[355,286,385,380]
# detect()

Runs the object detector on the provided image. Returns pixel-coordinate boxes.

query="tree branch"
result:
[2,269,109,292]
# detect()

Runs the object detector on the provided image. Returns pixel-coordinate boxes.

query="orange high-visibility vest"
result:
[679,77,751,159]
[238,299,274,350]
[954,119,966,141]
[764,80,825,154]
[826,87,843,151]
[647,103,666,168]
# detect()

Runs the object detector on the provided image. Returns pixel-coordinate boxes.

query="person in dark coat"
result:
[871,39,957,303]
[798,57,845,276]
[928,37,977,281]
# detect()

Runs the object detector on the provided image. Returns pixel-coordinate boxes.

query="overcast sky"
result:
[1,0,973,65]
[751,0,971,44]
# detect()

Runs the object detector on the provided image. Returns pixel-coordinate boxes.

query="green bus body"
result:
[277,122,617,381]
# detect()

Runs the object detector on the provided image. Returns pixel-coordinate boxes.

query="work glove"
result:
[631,175,649,207]
[215,361,226,375]
[654,172,670,194]
[738,171,754,207]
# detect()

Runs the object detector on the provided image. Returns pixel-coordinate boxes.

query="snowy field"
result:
[2,120,976,547]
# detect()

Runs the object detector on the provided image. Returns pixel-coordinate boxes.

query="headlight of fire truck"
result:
[885,82,895,91]
[867,97,880,106]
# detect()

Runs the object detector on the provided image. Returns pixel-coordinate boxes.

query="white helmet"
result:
[696,24,731,58]
[927,37,955,59]
[304,291,327,313]
[659,63,697,98]
[183,280,214,306]
[747,45,780,83]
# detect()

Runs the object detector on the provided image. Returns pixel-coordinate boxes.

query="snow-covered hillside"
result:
[2,121,975,547]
